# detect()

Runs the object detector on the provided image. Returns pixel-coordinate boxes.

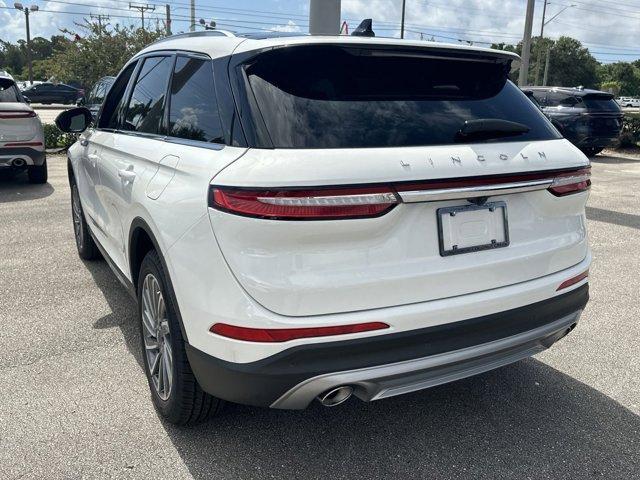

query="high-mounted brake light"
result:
[557,270,589,291]
[210,322,389,342]
[548,167,591,196]
[210,186,398,220]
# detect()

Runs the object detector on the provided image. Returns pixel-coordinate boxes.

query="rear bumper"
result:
[186,283,588,409]
[0,146,46,167]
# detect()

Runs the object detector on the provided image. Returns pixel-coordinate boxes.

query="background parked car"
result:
[22,82,84,105]
[616,97,640,108]
[529,86,623,157]
[0,74,47,183]
[79,76,115,117]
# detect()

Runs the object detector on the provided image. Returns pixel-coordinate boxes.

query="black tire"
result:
[138,250,223,425]
[581,147,603,157]
[70,181,100,260]
[27,160,48,184]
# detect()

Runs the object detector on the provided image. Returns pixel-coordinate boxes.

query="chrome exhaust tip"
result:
[317,385,353,407]
[12,158,26,168]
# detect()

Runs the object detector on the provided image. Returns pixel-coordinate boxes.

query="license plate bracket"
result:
[437,202,509,257]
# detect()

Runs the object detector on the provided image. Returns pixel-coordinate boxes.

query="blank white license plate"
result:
[437,202,509,256]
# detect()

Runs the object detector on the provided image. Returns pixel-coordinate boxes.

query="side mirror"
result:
[76,97,86,106]
[23,95,31,104]
[55,107,92,133]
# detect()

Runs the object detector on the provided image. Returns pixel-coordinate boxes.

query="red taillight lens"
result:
[210,322,389,342]
[210,187,398,220]
[0,111,36,119]
[557,270,589,291]
[548,167,591,196]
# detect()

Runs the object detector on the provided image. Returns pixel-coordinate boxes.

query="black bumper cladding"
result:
[186,284,589,408]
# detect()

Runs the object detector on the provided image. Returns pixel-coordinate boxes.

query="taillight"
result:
[210,322,389,342]
[557,270,589,291]
[0,111,36,119]
[210,186,398,220]
[548,167,591,196]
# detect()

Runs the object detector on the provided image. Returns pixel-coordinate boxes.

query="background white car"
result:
[617,97,640,107]
[0,73,47,183]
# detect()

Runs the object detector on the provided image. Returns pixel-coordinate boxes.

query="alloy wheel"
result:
[141,274,173,401]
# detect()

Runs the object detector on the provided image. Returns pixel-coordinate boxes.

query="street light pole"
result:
[400,0,406,39]
[14,3,37,85]
[190,0,195,32]
[535,3,576,85]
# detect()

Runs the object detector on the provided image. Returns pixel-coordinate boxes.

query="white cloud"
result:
[272,19,301,33]
[341,0,640,63]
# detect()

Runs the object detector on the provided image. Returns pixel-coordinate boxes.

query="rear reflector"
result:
[557,270,589,291]
[210,321,389,342]
[548,167,591,196]
[211,187,398,220]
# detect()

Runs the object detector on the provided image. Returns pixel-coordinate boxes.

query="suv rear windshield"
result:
[241,45,560,149]
[581,94,620,112]
[0,79,20,103]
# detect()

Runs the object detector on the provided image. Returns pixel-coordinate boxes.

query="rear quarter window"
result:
[240,45,561,149]
[0,80,20,102]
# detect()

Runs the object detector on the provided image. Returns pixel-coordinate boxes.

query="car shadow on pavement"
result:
[86,259,143,370]
[0,169,54,203]
[591,154,640,165]
[163,360,640,479]
[586,206,640,230]
[82,258,640,479]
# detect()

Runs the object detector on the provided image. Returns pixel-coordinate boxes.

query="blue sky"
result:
[1,0,639,63]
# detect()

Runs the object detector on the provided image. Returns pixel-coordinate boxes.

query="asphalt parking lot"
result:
[1,153,638,479]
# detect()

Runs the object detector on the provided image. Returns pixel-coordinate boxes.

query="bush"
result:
[619,113,640,147]
[43,123,78,150]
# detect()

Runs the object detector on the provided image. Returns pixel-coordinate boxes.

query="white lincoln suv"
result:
[57,32,591,425]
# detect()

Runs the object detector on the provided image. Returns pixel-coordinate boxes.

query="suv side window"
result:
[122,55,172,134]
[100,62,138,129]
[168,56,224,143]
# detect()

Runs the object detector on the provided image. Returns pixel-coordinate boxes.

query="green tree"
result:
[597,62,640,96]
[492,36,599,88]
[41,21,164,89]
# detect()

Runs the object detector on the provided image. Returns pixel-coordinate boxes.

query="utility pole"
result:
[533,0,548,85]
[129,3,155,30]
[543,46,551,86]
[190,0,195,32]
[90,13,110,30]
[518,0,535,87]
[400,0,406,39]
[309,0,341,35]
[14,3,38,85]
[165,4,172,35]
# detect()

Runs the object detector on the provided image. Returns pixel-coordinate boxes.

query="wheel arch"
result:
[129,217,189,342]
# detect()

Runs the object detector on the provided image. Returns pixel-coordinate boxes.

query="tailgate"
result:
[0,104,38,143]
[209,140,590,316]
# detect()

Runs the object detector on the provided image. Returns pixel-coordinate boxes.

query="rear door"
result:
[96,54,174,272]
[209,44,591,317]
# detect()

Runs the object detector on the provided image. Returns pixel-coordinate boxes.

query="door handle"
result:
[118,168,136,183]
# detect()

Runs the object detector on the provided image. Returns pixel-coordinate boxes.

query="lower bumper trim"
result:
[186,284,588,408]
[271,311,580,409]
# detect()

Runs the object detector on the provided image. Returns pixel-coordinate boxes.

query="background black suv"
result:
[528,87,623,157]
